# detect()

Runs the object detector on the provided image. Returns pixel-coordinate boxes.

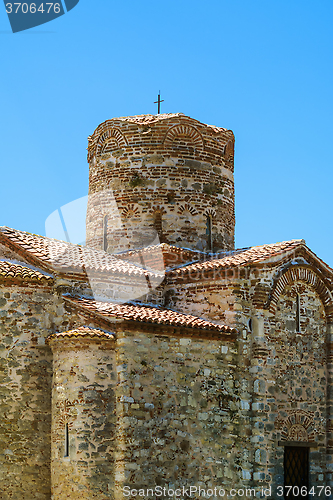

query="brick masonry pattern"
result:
[86,114,235,254]
[0,114,333,499]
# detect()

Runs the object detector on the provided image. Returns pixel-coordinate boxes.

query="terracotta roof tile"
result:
[64,296,236,335]
[0,227,162,279]
[117,243,203,271]
[0,260,53,283]
[47,326,115,342]
[2,229,321,289]
[168,240,307,279]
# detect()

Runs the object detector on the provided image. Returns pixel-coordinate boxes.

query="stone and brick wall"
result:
[0,285,57,500]
[48,333,117,500]
[164,259,333,493]
[114,329,246,497]
[2,110,333,499]
[86,114,235,254]
[254,282,329,493]
[0,276,94,500]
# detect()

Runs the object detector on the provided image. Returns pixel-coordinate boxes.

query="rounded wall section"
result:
[86,114,235,254]
[48,334,116,500]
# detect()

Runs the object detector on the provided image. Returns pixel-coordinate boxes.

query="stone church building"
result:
[0,113,333,499]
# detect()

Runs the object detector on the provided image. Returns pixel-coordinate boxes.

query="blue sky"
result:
[0,0,332,266]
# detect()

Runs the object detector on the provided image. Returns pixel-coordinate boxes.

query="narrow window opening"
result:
[64,423,69,457]
[103,215,108,252]
[206,215,213,252]
[296,293,301,333]
[153,212,163,240]
[248,318,252,332]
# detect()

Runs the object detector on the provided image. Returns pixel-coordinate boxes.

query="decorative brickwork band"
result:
[96,128,128,155]
[252,343,270,358]
[178,203,198,216]
[280,411,315,443]
[122,204,140,219]
[86,114,235,253]
[163,124,204,150]
[88,125,128,161]
[203,208,217,217]
[268,266,333,320]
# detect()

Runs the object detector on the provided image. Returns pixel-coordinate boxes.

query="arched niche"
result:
[163,124,204,150]
[96,128,128,155]
[268,265,333,322]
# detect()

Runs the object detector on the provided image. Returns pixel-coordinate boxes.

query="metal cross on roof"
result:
[154,91,164,114]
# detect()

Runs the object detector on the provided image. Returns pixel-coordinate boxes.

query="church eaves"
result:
[0,226,162,280]
[47,326,115,342]
[63,295,237,337]
[0,260,53,284]
[166,239,333,284]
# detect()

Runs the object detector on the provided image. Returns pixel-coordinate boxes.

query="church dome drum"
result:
[86,113,235,254]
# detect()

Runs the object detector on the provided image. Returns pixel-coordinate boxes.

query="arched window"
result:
[64,423,69,457]
[153,211,163,240]
[206,215,213,251]
[296,293,301,332]
[103,215,108,251]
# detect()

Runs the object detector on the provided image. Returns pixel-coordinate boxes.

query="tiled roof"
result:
[3,227,328,289]
[47,326,115,342]
[64,296,236,335]
[168,240,307,279]
[0,260,53,283]
[0,227,162,279]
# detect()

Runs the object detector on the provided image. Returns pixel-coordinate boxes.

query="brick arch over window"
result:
[203,208,216,218]
[122,204,140,219]
[163,124,204,150]
[96,128,128,155]
[280,411,315,442]
[268,266,333,321]
[178,203,198,216]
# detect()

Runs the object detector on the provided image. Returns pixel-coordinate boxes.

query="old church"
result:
[0,113,332,499]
